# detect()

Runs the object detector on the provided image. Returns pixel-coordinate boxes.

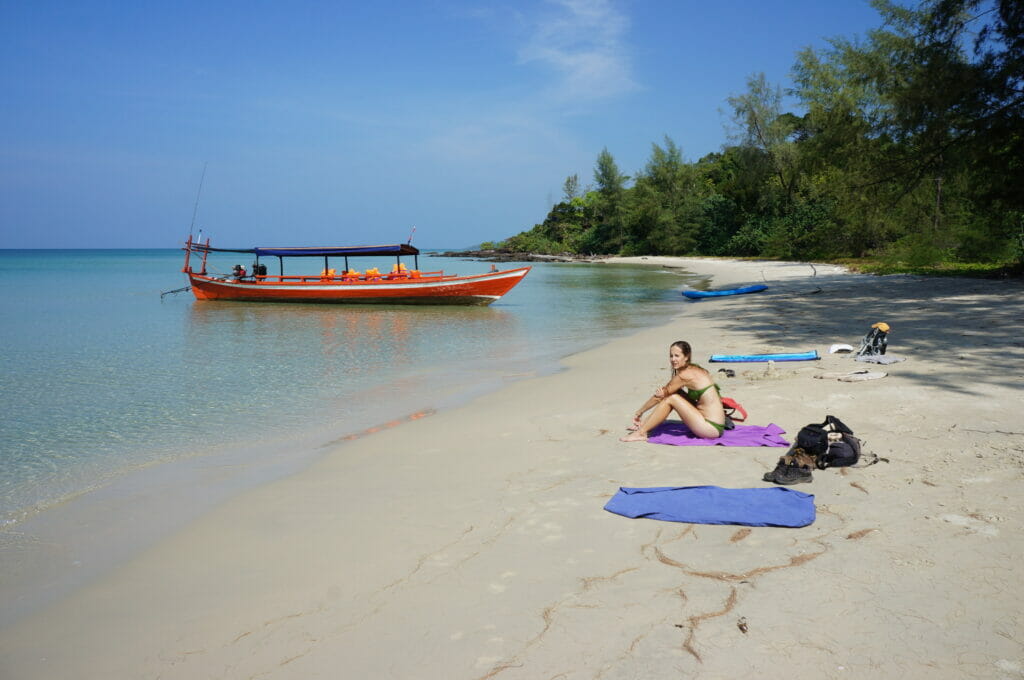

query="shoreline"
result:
[0,259,692,629]
[0,404,451,629]
[2,258,1022,678]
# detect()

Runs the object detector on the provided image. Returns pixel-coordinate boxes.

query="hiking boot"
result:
[764,462,812,485]
[764,458,787,482]
[776,463,813,485]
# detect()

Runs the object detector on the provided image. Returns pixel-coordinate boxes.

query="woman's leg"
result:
[621,394,721,441]
[620,399,673,440]
[664,394,723,439]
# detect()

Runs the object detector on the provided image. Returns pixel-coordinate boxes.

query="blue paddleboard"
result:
[709,350,820,363]
[682,284,768,299]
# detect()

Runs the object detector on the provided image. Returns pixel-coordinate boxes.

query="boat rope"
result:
[188,162,207,243]
[161,285,191,298]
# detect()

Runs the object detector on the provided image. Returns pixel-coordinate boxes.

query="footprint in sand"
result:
[939,513,998,536]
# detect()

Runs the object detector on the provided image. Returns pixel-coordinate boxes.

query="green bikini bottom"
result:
[705,419,726,435]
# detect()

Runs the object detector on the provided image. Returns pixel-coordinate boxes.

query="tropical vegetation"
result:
[484,0,1023,274]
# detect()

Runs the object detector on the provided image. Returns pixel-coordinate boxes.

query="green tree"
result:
[727,73,800,204]
[562,174,580,202]
[496,0,1023,266]
[623,136,704,254]
[694,193,741,256]
[585,148,630,253]
[791,0,1023,262]
[504,191,597,254]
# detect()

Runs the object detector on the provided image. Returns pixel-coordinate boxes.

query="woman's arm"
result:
[633,373,684,426]
[634,394,660,419]
[655,373,686,399]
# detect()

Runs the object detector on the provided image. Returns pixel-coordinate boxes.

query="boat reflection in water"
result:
[183,300,522,444]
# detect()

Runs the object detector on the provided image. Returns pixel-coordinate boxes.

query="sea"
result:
[0,249,705,526]
[0,248,704,624]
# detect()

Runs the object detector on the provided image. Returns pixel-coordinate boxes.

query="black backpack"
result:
[818,432,862,469]
[794,416,862,469]
[795,415,851,454]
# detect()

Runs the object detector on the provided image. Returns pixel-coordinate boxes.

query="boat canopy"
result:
[196,243,420,257]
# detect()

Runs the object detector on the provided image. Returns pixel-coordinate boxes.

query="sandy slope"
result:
[1,258,1021,680]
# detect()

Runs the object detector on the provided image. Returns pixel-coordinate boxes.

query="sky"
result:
[1,0,890,249]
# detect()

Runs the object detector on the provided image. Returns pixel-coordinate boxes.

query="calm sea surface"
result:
[0,249,702,526]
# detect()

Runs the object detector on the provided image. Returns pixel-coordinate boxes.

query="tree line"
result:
[486,0,1022,268]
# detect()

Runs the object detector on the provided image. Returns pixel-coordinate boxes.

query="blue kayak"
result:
[709,350,820,363]
[682,284,767,299]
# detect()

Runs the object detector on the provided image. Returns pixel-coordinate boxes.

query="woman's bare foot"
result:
[619,431,648,442]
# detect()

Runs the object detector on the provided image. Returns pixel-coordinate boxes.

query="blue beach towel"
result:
[604,485,815,528]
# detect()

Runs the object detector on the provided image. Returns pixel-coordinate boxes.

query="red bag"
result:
[721,397,748,422]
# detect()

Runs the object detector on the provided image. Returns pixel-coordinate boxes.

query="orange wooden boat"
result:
[182,236,530,305]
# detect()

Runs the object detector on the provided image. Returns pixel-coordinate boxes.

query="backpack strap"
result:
[847,437,886,467]
[824,415,853,434]
[720,397,748,422]
[850,451,884,468]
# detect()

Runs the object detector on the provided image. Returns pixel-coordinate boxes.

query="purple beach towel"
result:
[647,422,789,447]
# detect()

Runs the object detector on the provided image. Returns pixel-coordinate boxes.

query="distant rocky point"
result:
[429,249,603,263]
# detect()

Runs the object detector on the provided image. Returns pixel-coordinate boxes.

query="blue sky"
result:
[1,0,887,249]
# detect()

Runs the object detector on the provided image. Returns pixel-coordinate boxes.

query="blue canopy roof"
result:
[253,244,419,257]
[200,244,419,257]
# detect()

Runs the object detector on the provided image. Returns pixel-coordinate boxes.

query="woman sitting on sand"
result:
[620,340,726,442]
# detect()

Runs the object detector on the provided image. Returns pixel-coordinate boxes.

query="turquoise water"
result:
[0,249,699,525]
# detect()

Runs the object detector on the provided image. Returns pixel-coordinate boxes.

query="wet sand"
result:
[1,258,1021,679]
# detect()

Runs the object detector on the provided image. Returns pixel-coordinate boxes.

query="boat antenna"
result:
[188,162,207,241]
[407,225,416,245]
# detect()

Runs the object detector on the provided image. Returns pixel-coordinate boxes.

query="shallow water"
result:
[0,249,701,525]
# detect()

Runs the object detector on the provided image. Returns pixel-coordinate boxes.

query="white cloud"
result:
[518,0,637,100]
[392,1,636,193]
[415,112,572,167]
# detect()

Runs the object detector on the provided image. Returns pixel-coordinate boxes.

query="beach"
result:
[1,257,1021,679]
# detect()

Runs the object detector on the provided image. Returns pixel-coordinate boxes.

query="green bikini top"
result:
[682,382,720,403]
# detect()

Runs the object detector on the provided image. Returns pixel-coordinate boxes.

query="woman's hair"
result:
[670,340,691,359]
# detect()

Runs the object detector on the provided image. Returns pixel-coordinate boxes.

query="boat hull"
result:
[187,267,530,306]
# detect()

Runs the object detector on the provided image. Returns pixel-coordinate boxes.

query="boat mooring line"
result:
[160,286,192,298]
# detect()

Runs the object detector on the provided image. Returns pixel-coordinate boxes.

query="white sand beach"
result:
[1,258,1022,679]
